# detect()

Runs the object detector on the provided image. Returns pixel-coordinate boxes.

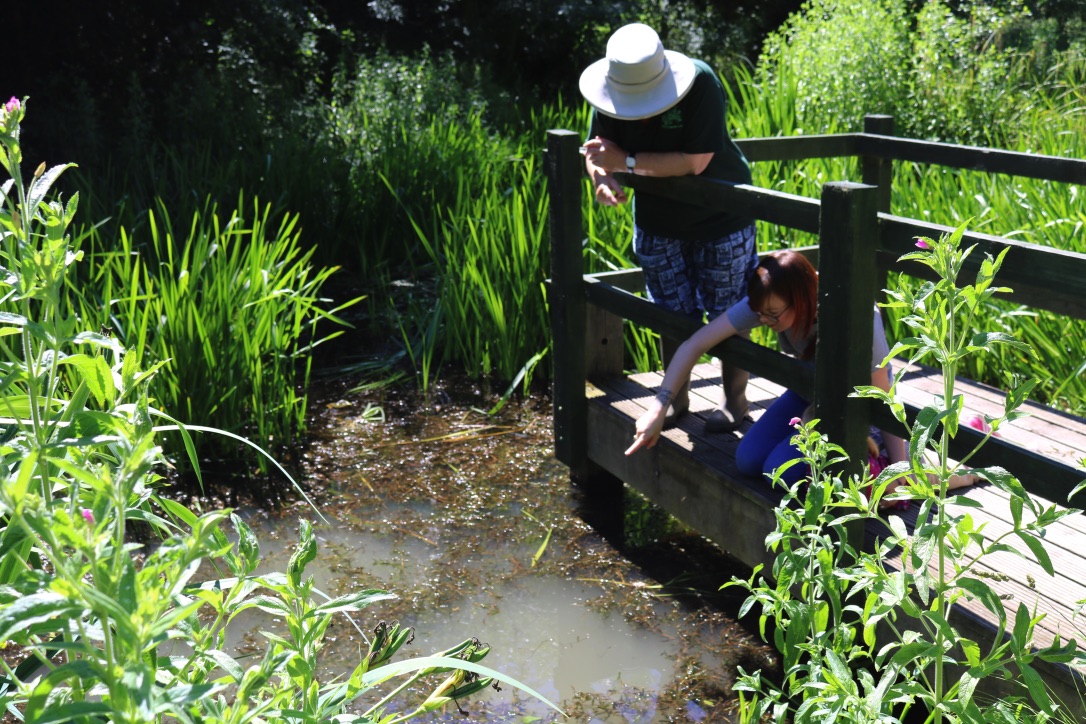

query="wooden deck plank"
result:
[895,360,1086,469]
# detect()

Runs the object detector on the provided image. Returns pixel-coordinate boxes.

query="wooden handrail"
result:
[854,133,1086,185]
[732,129,1086,183]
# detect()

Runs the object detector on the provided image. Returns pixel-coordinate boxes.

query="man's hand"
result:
[582,136,624,172]
[583,136,630,206]
[594,175,628,206]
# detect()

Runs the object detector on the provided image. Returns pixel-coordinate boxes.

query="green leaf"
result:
[56,354,114,408]
[232,595,292,618]
[943,494,983,509]
[1036,638,1080,664]
[1011,603,1033,649]
[1019,661,1054,715]
[232,514,260,575]
[966,331,1030,354]
[307,589,397,619]
[359,655,564,716]
[26,163,75,214]
[975,466,1028,500]
[1015,531,1054,577]
[1010,495,1023,529]
[913,523,939,570]
[153,682,222,711]
[0,311,28,327]
[157,497,200,530]
[909,405,942,469]
[959,638,982,667]
[23,660,105,722]
[824,649,854,694]
[0,592,81,641]
[24,700,112,724]
[117,555,138,617]
[288,519,317,589]
[149,598,204,640]
[957,668,980,706]
[957,577,1006,625]
[891,640,937,667]
[201,648,246,682]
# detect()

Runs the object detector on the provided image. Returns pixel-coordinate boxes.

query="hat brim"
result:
[579,50,696,121]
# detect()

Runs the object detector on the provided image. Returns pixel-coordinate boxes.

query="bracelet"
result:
[655,388,674,406]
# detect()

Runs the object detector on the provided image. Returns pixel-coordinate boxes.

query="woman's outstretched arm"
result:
[625,312,741,456]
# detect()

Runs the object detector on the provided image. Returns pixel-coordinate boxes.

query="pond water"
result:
[210,377,777,722]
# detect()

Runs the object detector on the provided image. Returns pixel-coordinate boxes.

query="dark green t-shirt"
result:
[588,59,752,240]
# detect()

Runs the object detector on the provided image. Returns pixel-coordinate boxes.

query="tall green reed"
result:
[67,194,359,474]
[390,127,552,389]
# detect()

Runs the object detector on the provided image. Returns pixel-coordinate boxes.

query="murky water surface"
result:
[211,378,776,722]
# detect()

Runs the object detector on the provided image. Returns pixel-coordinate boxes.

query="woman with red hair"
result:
[625,249,892,486]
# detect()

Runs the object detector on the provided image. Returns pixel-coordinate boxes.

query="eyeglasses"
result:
[757,305,791,324]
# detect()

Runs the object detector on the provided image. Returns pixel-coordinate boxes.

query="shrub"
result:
[727,223,1086,721]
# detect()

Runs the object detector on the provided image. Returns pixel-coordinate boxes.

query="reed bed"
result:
[68,195,356,473]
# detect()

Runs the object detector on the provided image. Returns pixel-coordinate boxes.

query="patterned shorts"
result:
[633,223,759,320]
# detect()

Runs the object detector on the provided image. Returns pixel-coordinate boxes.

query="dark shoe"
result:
[663,398,689,429]
[706,361,750,433]
[704,405,748,433]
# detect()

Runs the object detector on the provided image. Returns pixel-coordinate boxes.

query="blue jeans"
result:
[634,224,758,320]
[735,389,809,485]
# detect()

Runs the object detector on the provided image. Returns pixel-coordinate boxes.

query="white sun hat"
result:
[578,23,697,121]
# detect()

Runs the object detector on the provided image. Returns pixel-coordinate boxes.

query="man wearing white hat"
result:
[580,23,757,434]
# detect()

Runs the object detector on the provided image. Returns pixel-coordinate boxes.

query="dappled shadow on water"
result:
[224,374,778,722]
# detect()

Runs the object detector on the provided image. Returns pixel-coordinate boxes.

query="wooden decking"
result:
[585,360,1086,709]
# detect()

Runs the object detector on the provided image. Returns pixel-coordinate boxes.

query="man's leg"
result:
[697,224,759,433]
[633,227,700,425]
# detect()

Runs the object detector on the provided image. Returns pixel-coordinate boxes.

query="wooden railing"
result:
[546,115,1086,508]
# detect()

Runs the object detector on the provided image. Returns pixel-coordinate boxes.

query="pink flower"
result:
[915,239,932,250]
[964,414,993,435]
[789,417,802,427]
[4,97,18,114]
[81,508,94,525]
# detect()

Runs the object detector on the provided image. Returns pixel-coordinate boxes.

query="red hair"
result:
[747,250,818,355]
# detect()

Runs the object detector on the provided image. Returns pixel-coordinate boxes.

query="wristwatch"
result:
[625,153,637,172]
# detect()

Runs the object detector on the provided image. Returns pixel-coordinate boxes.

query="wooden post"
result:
[862,115,894,214]
[816,182,879,552]
[862,114,894,329]
[546,129,625,544]
[546,129,587,472]
[585,303,625,380]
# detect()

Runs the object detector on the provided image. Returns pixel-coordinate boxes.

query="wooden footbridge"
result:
[544,117,1086,712]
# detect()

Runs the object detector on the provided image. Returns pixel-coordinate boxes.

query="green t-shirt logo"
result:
[661,108,682,129]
